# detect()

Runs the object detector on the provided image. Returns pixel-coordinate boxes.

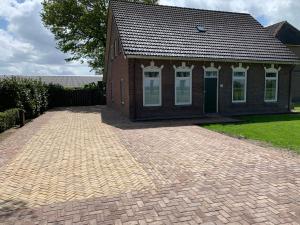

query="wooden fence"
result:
[48,89,106,108]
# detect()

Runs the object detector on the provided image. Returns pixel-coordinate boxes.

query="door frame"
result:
[203,63,221,114]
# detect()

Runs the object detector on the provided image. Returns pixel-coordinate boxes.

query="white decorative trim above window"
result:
[141,61,164,107]
[203,62,221,77]
[264,64,281,102]
[231,63,249,103]
[173,62,194,105]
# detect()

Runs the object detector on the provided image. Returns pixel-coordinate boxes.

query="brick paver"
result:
[0,106,299,225]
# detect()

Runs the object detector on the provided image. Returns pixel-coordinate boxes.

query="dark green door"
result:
[204,78,218,113]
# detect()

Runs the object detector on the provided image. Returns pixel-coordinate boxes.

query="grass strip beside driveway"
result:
[202,114,300,153]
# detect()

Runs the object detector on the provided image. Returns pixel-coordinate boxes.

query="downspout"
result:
[133,59,137,121]
[288,66,296,111]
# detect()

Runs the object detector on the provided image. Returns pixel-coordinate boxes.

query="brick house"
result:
[266,21,300,103]
[104,0,300,120]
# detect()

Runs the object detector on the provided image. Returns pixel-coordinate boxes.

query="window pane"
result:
[205,71,217,78]
[144,72,159,78]
[233,79,245,101]
[144,78,160,105]
[176,78,191,104]
[266,72,277,78]
[233,71,245,78]
[265,79,277,101]
[176,72,190,77]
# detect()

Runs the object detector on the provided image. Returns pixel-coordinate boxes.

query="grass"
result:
[202,114,300,153]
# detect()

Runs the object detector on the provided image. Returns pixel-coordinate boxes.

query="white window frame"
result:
[173,62,194,106]
[231,63,249,103]
[141,61,164,107]
[264,64,281,103]
[203,62,221,112]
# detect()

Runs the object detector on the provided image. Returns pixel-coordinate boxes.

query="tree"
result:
[41,0,158,72]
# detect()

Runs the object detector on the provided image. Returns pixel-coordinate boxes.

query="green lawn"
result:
[202,114,300,153]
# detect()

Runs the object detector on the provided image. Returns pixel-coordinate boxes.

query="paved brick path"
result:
[0,106,299,225]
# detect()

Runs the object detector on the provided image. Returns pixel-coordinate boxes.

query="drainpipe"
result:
[133,59,137,120]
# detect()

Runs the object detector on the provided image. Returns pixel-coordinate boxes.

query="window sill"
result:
[264,101,278,103]
[143,105,162,107]
[232,101,246,104]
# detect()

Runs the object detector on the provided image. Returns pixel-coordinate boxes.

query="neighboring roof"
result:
[0,75,102,88]
[265,21,300,45]
[111,0,299,64]
[265,21,286,37]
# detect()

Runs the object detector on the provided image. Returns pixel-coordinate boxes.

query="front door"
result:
[204,73,218,113]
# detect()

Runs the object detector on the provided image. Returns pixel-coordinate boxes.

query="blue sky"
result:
[0,18,8,30]
[0,0,299,76]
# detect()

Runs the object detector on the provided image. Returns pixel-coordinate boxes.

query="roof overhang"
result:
[126,55,300,65]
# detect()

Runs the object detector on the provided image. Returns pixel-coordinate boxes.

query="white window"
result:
[174,62,194,105]
[232,63,249,103]
[142,61,164,107]
[264,65,280,102]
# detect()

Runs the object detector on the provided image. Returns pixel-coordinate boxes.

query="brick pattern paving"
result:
[0,106,299,225]
[0,112,52,168]
[0,108,155,208]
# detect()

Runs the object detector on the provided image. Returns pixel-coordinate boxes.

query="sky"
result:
[0,0,299,76]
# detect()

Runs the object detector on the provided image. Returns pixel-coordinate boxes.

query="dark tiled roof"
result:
[266,21,300,45]
[111,0,300,64]
[265,21,286,36]
[0,75,102,88]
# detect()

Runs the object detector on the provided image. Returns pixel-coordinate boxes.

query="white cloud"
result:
[0,0,94,75]
[160,0,300,29]
[0,0,299,76]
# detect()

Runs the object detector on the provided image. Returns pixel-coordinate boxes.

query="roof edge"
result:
[126,55,300,65]
[110,0,251,16]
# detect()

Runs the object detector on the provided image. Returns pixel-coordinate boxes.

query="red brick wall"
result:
[128,59,292,120]
[106,17,130,117]
[287,46,300,102]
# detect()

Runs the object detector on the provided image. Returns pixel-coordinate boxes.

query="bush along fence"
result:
[0,108,20,133]
[0,76,106,133]
[0,77,48,118]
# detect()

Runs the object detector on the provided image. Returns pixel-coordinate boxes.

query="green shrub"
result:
[0,77,48,118]
[0,77,105,114]
[0,108,20,133]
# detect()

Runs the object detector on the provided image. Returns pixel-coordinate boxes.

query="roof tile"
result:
[111,0,299,64]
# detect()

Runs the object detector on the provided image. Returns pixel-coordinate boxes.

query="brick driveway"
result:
[0,106,299,225]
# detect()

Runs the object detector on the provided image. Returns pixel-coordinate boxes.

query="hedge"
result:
[0,108,20,133]
[0,77,106,130]
[0,77,48,118]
